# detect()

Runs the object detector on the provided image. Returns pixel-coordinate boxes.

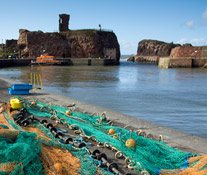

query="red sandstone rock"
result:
[137,40,180,57]
[170,46,202,58]
[17,29,120,61]
[131,39,180,63]
[17,29,29,45]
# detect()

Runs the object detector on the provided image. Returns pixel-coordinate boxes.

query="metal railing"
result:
[30,72,43,90]
[69,28,113,32]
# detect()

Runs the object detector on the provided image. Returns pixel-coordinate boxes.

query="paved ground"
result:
[1,76,207,155]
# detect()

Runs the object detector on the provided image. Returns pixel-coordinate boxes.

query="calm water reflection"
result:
[1,61,207,138]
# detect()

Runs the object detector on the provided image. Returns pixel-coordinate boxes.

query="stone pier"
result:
[158,57,207,68]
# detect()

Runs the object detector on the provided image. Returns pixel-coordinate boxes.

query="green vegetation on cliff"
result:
[61,29,114,37]
[0,48,17,58]
[0,44,25,58]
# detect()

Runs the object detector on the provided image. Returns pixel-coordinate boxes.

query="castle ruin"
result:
[59,14,70,32]
[16,14,120,61]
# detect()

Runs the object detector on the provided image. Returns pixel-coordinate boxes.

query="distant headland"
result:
[128,39,207,68]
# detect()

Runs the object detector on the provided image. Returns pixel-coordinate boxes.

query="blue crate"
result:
[12,84,33,90]
[8,88,29,95]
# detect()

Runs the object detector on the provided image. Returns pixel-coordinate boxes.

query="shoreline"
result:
[0,57,119,68]
[0,76,207,155]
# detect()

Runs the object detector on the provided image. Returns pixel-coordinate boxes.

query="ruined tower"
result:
[59,14,70,32]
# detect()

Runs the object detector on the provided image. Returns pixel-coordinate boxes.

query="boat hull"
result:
[31,61,70,66]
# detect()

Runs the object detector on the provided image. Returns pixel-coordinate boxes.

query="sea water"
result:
[0,56,207,138]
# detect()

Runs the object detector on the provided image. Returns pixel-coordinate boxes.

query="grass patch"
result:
[61,29,113,37]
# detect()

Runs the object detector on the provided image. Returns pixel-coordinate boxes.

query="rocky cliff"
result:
[128,40,180,63]
[137,40,179,56]
[17,29,120,61]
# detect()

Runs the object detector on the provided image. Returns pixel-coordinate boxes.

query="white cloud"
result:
[177,38,207,46]
[202,8,207,20]
[184,20,195,28]
[177,38,188,44]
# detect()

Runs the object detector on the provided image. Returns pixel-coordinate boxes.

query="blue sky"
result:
[0,0,207,54]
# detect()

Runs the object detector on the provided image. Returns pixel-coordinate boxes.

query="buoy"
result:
[54,163,63,174]
[66,110,71,115]
[0,107,5,113]
[108,128,115,135]
[125,139,136,148]
[32,101,36,105]
[113,135,118,139]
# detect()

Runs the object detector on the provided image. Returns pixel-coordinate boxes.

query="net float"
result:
[108,128,115,135]
[32,101,36,105]
[113,135,118,139]
[125,139,136,148]
[66,110,71,115]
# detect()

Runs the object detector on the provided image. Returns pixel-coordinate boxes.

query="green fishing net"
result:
[1,96,205,175]
[21,98,195,174]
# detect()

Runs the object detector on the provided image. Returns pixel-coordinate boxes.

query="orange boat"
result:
[31,53,69,65]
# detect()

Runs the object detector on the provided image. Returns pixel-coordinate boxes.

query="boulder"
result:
[127,55,135,62]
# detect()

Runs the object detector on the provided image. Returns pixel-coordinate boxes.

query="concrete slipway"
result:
[0,76,206,155]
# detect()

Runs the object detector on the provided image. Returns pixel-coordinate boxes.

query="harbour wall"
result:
[70,58,119,66]
[0,58,33,68]
[128,56,159,63]
[0,58,118,68]
[158,57,207,68]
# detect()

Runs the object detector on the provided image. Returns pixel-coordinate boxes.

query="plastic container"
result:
[8,88,29,95]
[12,84,33,90]
[10,98,23,109]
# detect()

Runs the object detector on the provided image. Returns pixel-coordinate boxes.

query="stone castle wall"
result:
[170,46,203,58]
[6,39,17,48]
[59,14,70,32]
[159,46,207,68]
